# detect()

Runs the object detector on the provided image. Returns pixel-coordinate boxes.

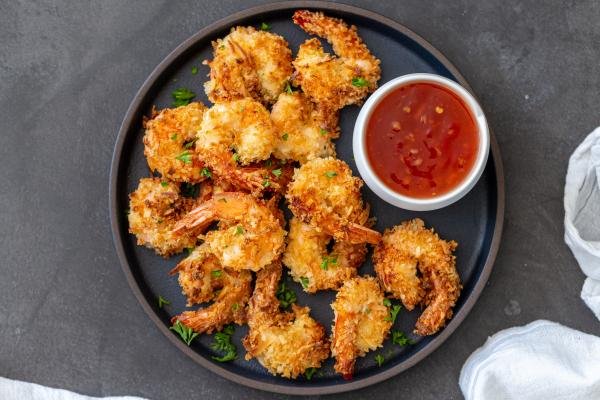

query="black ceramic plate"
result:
[109,1,504,395]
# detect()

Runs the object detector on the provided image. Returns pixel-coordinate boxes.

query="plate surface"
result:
[109,1,504,395]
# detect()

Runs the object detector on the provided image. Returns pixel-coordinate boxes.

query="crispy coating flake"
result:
[204,27,293,105]
[171,245,252,334]
[283,217,368,292]
[286,157,381,244]
[292,10,381,111]
[271,92,338,164]
[127,178,198,257]
[331,276,391,378]
[373,219,461,336]
[173,192,286,271]
[143,102,207,182]
[243,261,330,378]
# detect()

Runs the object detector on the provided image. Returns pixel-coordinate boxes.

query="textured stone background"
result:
[1,1,599,399]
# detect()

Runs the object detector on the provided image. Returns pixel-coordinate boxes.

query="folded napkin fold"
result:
[0,377,147,400]
[564,127,600,320]
[459,320,600,399]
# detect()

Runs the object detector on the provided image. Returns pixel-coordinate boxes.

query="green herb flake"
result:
[183,138,196,149]
[284,81,293,94]
[276,282,297,309]
[157,295,170,308]
[260,22,271,31]
[160,181,169,187]
[171,133,178,140]
[272,168,282,178]
[385,304,402,324]
[305,367,317,380]
[263,180,271,188]
[170,320,200,346]
[171,87,196,107]
[300,276,309,289]
[374,354,385,367]
[186,247,195,255]
[320,255,338,270]
[324,171,337,179]
[232,153,240,163]
[231,303,239,312]
[383,298,392,307]
[175,150,192,164]
[264,159,273,167]
[191,66,198,75]
[211,270,223,278]
[201,167,212,178]
[281,132,289,141]
[235,226,244,235]
[392,330,414,346]
[211,325,237,362]
[320,128,328,136]
[352,77,368,87]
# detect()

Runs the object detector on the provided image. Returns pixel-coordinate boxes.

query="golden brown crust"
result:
[243,261,330,379]
[127,178,199,257]
[204,27,293,105]
[143,102,207,182]
[373,219,461,336]
[292,10,381,111]
[331,276,391,378]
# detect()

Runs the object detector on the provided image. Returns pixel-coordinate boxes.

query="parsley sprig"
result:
[374,354,385,367]
[211,325,237,362]
[391,330,414,346]
[157,295,170,308]
[276,282,297,309]
[351,77,368,87]
[383,299,402,323]
[320,255,338,270]
[175,150,192,164]
[304,367,317,380]
[170,320,199,346]
[171,87,196,107]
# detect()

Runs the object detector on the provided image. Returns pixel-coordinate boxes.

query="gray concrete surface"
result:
[1,1,599,399]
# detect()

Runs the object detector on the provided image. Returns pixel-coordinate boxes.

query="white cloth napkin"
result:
[564,127,600,320]
[459,320,600,399]
[0,377,147,400]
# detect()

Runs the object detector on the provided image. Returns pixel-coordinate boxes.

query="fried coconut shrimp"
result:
[128,178,199,257]
[373,218,461,336]
[331,276,391,379]
[170,244,252,334]
[143,102,207,182]
[243,261,330,378]
[292,10,381,111]
[271,92,338,164]
[204,27,293,105]
[286,157,381,244]
[173,192,285,271]
[283,217,368,292]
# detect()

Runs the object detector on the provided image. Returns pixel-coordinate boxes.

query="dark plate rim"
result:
[109,1,505,395]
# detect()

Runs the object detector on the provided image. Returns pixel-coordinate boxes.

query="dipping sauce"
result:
[365,82,479,198]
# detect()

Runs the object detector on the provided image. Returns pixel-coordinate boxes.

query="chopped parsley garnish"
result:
[374,354,385,367]
[281,133,289,141]
[300,276,309,289]
[264,159,273,167]
[272,168,282,178]
[160,181,169,187]
[186,247,195,255]
[231,303,239,312]
[383,298,392,307]
[170,320,199,346]
[263,180,271,188]
[385,302,402,324]
[320,255,338,270]
[171,133,178,140]
[183,138,196,149]
[284,81,293,94]
[324,171,337,179]
[320,128,328,136]
[276,282,297,309]
[201,167,212,178]
[211,325,237,362]
[211,270,222,278]
[235,226,244,235]
[171,87,196,107]
[175,150,192,164]
[191,66,198,75]
[304,367,317,380]
[351,77,368,87]
[391,330,414,346]
[157,295,170,308]
[232,153,240,163]
[260,22,271,31]
[181,183,199,198]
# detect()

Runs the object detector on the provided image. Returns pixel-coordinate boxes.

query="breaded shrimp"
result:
[373,218,461,336]
[243,261,330,378]
[171,245,252,333]
[286,157,381,244]
[331,276,391,379]
[271,92,338,164]
[127,178,199,257]
[204,27,293,105]
[292,10,381,111]
[143,102,207,182]
[173,192,286,271]
[283,217,368,292]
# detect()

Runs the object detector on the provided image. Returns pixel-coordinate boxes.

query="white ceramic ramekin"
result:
[353,73,490,211]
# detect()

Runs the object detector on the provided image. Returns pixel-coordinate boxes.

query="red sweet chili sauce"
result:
[366,82,479,198]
